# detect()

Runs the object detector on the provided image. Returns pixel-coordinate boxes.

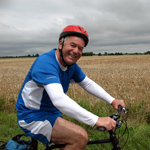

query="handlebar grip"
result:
[118,105,122,111]
[118,105,122,116]
[97,127,106,132]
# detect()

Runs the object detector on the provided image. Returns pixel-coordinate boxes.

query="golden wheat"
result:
[68,55,150,123]
[0,55,150,123]
[0,58,35,103]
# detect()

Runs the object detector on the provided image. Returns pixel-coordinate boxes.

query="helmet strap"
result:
[59,38,70,66]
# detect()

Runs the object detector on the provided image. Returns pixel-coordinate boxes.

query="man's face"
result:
[59,36,85,66]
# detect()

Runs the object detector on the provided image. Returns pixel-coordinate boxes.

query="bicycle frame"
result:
[44,105,128,150]
[46,130,121,150]
[46,106,128,150]
[87,130,121,150]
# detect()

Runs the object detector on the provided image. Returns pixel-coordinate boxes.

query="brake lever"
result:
[122,108,128,114]
[97,113,120,132]
[115,120,122,129]
[97,106,128,132]
[110,113,120,120]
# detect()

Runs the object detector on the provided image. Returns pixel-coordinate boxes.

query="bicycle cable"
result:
[116,111,129,149]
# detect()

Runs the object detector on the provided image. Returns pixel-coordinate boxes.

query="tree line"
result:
[0,51,150,58]
[0,54,39,58]
[82,51,150,56]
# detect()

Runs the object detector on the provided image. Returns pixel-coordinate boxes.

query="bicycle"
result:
[44,105,129,150]
[2,105,128,150]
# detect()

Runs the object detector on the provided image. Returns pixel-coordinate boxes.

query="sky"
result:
[0,0,150,56]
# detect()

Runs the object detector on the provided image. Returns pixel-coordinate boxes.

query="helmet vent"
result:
[78,26,82,31]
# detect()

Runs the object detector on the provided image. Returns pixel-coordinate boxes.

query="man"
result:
[16,25,125,150]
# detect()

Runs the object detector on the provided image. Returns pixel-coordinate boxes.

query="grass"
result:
[1,101,150,150]
[0,55,150,149]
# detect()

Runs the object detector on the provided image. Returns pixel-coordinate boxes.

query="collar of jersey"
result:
[55,53,68,71]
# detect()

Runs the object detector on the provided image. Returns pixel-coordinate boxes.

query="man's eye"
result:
[79,47,83,51]
[71,44,76,47]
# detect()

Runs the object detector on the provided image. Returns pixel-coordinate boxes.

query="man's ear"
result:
[58,40,63,50]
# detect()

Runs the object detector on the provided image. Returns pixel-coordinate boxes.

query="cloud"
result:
[0,0,150,56]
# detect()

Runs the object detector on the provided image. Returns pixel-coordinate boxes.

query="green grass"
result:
[1,100,150,150]
[0,111,46,149]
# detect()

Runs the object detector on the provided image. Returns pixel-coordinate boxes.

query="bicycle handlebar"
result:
[97,105,128,132]
[46,105,128,150]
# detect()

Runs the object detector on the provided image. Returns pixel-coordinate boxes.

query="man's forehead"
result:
[70,42,84,48]
[66,36,85,46]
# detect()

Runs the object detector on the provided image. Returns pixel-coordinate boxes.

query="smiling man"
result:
[16,25,125,150]
[57,36,84,66]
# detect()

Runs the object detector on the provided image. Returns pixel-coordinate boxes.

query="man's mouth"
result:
[69,53,77,58]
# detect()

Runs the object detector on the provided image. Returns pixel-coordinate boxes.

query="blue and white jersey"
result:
[16,48,86,120]
[16,48,115,145]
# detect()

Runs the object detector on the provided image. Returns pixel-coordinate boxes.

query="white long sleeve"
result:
[44,83,98,127]
[78,76,115,104]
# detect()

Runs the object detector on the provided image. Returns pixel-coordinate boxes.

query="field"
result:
[0,55,150,149]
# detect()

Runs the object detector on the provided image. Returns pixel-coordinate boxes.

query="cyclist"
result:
[16,25,125,150]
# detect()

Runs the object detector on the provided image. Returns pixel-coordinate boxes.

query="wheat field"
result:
[0,55,150,124]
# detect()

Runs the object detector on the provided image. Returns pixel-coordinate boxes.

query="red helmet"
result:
[59,25,89,47]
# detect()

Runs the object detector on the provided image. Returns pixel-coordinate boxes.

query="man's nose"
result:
[73,47,79,53]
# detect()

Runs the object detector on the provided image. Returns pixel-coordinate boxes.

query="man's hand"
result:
[95,117,116,131]
[111,99,125,110]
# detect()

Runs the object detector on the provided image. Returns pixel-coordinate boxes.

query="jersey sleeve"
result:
[31,55,60,85]
[78,76,115,104]
[44,83,98,127]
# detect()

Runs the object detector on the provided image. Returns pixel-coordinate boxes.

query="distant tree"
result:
[98,53,102,56]
[104,52,107,55]
[108,53,115,55]
[35,54,39,57]
[115,52,123,55]
[82,52,94,56]
[144,51,150,54]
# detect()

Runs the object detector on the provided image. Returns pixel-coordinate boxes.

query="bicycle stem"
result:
[109,130,121,150]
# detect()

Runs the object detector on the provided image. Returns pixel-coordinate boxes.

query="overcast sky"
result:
[0,0,150,56]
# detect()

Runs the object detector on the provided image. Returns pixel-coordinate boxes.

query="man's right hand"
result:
[95,117,116,131]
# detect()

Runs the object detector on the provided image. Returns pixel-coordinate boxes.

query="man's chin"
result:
[66,60,76,66]
[65,57,78,66]
[68,62,74,66]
